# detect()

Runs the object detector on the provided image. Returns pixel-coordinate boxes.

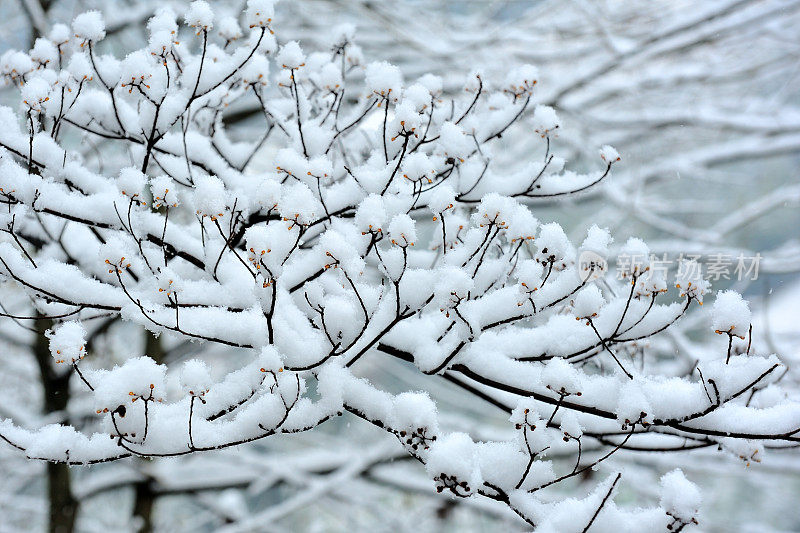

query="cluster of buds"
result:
[323,251,341,271]
[599,146,621,164]
[188,22,211,36]
[397,426,437,452]
[29,46,52,69]
[666,514,699,531]
[622,264,648,283]
[105,256,131,274]
[248,246,271,270]
[129,383,155,403]
[444,155,466,166]
[20,77,52,113]
[2,69,27,85]
[620,411,651,431]
[373,88,393,106]
[431,203,453,222]
[535,249,568,272]
[120,189,146,206]
[534,123,558,138]
[321,78,341,92]
[196,209,226,221]
[546,384,582,398]
[157,278,176,297]
[22,94,49,112]
[73,10,106,47]
[360,224,383,238]
[52,32,70,50]
[256,272,274,289]
[96,384,162,411]
[514,408,537,431]
[635,272,668,299]
[260,366,285,392]
[249,15,273,32]
[675,279,706,305]
[561,426,581,443]
[478,211,508,231]
[307,170,329,182]
[121,73,152,94]
[188,387,209,398]
[275,165,297,180]
[128,384,164,413]
[714,324,748,340]
[150,32,180,62]
[71,73,93,84]
[246,0,276,33]
[282,213,306,230]
[433,471,472,497]
[390,120,418,142]
[243,72,268,89]
[735,447,762,467]
[389,233,415,247]
[514,408,552,461]
[504,78,536,100]
[403,171,433,184]
[54,345,85,364]
[439,290,466,319]
[510,234,534,244]
[152,189,178,209]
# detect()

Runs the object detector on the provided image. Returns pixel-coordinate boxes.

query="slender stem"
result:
[189,395,196,449]
[72,363,94,391]
[581,473,621,533]
[382,97,389,163]
[588,319,633,379]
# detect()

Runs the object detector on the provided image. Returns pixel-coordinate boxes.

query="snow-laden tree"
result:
[0,1,797,531]
[228,0,800,279]
[7,0,800,270]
